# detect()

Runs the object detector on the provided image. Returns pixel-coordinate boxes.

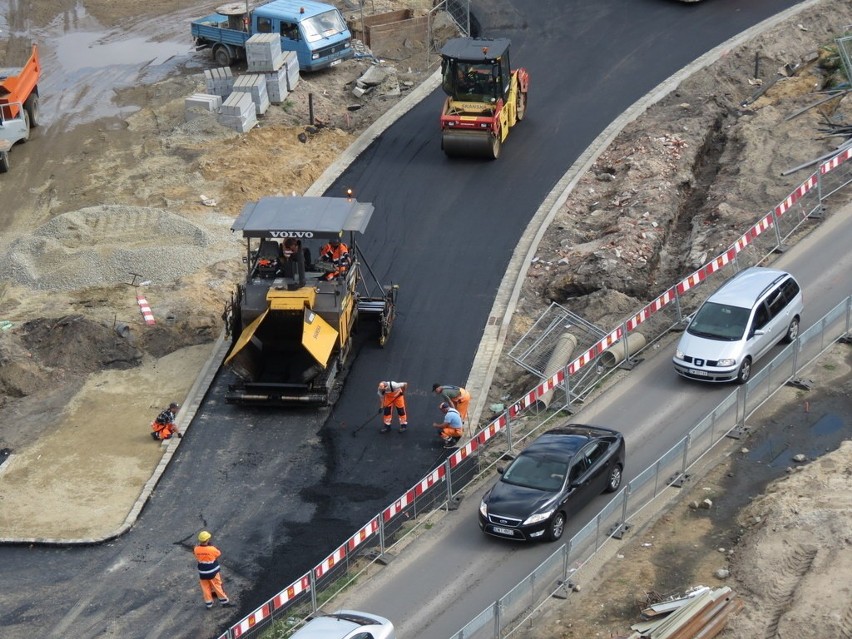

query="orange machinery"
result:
[0,44,41,173]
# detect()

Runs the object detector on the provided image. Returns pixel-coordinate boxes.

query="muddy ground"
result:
[1,0,851,636]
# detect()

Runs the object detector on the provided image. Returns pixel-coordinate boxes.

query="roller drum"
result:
[442,130,501,159]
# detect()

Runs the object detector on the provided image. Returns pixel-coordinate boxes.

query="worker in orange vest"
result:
[432,384,471,423]
[193,530,233,609]
[151,402,181,440]
[319,238,350,280]
[378,380,408,433]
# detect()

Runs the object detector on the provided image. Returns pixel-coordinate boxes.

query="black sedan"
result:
[478,424,626,542]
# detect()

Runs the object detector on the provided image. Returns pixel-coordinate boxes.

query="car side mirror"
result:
[497,466,505,475]
[753,328,766,337]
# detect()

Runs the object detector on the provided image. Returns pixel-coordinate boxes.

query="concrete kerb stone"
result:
[305,68,443,197]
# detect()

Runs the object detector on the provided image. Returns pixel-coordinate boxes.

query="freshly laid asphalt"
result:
[0,1,815,638]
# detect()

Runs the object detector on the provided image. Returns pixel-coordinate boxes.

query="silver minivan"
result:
[290,610,396,639]
[672,267,803,384]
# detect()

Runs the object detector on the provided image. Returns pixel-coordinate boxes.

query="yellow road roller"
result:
[439,37,529,159]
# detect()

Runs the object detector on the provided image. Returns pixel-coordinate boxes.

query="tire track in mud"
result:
[762,543,818,638]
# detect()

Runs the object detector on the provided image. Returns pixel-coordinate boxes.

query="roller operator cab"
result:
[439,37,529,160]
[223,196,398,406]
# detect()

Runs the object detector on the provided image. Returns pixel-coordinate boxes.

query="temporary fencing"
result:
[450,293,852,639]
[216,143,852,639]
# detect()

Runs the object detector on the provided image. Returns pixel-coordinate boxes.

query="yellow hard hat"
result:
[198,530,212,543]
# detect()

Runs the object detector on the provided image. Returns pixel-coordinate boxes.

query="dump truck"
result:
[223,195,398,406]
[439,37,529,159]
[191,0,353,71]
[0,44,41,173]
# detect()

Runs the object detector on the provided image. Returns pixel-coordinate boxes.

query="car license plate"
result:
[691,369,709,376]
[331,59,342,66]
[492,526,514,536]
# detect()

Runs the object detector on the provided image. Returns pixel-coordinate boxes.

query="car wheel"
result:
[735,357,752,385]
[546,511,566,542]
[782,317,800,343]
[604,464,623,493]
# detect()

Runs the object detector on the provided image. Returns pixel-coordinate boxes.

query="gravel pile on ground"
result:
[1,206,218,291]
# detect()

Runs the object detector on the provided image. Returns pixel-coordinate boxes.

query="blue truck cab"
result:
[191,0,354,72]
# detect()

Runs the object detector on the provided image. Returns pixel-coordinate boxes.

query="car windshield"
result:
[502,455,569,491]
[301,10,346,42]
[687,301,750,341]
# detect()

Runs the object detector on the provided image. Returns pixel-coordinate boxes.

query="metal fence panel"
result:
[623,464,661,522]
[499,549,565,635]
[743,345,796,415]
[449,604,497,639]
[685,390,738,468]
[821,156,852,200]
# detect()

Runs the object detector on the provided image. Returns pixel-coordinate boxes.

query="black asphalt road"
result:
[0,1,806,638]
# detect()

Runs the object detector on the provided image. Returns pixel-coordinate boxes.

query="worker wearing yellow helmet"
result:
[193,530,232,609]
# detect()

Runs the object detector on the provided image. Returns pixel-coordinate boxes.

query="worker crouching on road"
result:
[433,402,463,448]
[319,237,350,280]
[432,384,471,423]
[151,402,181,440]
[378,380,408,433]
[193,530,232,609]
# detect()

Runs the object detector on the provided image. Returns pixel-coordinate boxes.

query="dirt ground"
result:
[1,0,851,636]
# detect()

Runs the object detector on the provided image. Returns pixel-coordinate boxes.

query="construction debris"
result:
[628,586,742,639]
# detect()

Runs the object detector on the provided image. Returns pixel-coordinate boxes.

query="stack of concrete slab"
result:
[264,65,289,104]
[184,93,223,118]
[203,67,235,97]
[232,73,270,115]
[283,51,300,92]
[246,33,287,72]
[218,92,257,133]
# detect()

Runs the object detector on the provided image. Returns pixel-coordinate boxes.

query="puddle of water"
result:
[746,412,848,468]
[53,32,190,74]
[39,27,193,127]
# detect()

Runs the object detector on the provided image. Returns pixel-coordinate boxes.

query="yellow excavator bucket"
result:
[302,308,338,367]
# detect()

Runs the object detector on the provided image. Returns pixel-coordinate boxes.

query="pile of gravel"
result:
[1,205,222,291]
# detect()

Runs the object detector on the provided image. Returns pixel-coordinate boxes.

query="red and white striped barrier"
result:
[315,545,346,579]
[224,146,852,639]
[136,295,155,325]
[272,573,311,609]
[232,602,272,638]
[348,518,380,552]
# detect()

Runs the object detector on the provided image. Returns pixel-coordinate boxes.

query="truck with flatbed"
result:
[223,195,398,406]
[191,0,353,71]
[0,43,41,173]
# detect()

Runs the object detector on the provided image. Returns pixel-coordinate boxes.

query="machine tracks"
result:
[762,543,818,638]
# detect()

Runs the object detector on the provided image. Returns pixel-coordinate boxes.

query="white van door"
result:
[749,302,776,360]
[764,287,791,346]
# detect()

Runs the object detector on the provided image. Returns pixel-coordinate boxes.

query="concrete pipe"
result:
[535,332,578,411]
[600,332,647,368]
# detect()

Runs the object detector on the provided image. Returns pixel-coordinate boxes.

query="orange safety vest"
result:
[194,544,222,579]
